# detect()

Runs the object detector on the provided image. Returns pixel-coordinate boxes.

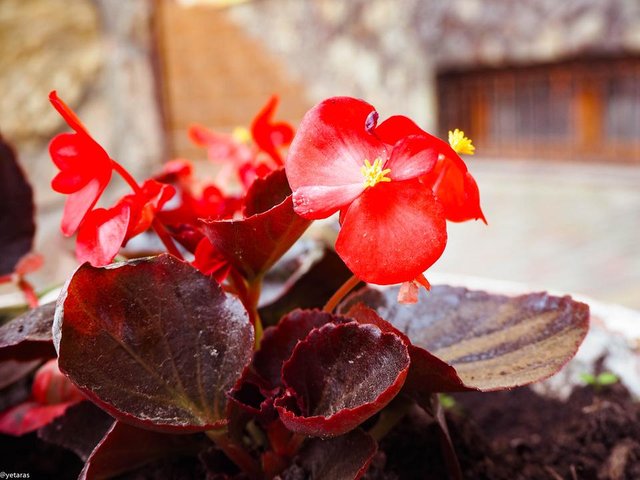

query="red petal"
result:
[376,116,486,223]
[286,97,388,218]
[192,237,231,283]
[422,156,486,223]
[32,359,84,405]
[75,203,130,266]
[60,178,110,237]
[292,184,364,219]
[49,133,111,193]
[336,180,447,285]
[49,90,89,135]
[251,95,294,166]
[386,135,439,181]
[0,401,78,436]
[376,115,428,144]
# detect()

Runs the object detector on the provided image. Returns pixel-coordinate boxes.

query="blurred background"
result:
[1,0,639,310]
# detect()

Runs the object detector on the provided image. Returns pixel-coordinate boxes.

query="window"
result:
[437,57,640,163]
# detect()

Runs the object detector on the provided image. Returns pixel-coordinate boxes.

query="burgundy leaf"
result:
[344,303,469,395]
[201,169,311,281]
[0,302,56,361]
[342,285,589,391]
[38,401,114,462]
[0,135,35,276]
[79,420,206,480]
[259,244,354,328]
[0,359,40,391]
[254,309,337,389]
[243,168,291,217]
[284,429,377,480]
[275,322,410,437]
[54,254,254,432]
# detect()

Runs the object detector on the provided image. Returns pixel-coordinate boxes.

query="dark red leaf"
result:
[285,429,377,480]
[201,170,311,281]
[38,401,114,461]
[0,135,35,276]
[0,359,39,391]
[275,322,410,437]
[79,420,206,480]
[54,254,254,432]
[254,309,337,389]
[344,303,468,395]
[0,303,56,362]
[342,285,589,391]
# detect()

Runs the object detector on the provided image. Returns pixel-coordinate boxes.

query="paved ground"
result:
[433,159,640,311]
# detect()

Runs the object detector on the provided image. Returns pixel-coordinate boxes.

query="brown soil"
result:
[1,383,638,479]
[366,383,640,480]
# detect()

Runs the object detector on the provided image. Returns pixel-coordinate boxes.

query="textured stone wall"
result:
[228,0,640,129]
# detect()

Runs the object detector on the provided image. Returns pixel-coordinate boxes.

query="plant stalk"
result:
[323,274,361,313]
[206,430,261,479]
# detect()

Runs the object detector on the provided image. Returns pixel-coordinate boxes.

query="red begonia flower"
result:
[189,124,254,167]
[375,116,486,223]
[192,237,231,283]
[75,180,175,266]
[250,95,294,167]
[155,160,242,227]
[75,203,131,266]
[49,91,113,236]
[285,97,447,285]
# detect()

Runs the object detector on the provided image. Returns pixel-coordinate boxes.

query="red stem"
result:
[17,277,39,309]
[323,274,361,313]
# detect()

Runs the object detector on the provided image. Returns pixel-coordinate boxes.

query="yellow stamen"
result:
[448,128,475,155]
[232,126,252,144]
[361,158,391,188]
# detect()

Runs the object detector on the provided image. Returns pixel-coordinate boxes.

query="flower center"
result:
[448,128,475,155]
[361,158,391,188]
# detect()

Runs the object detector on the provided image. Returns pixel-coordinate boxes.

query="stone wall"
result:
[227,0,640,130]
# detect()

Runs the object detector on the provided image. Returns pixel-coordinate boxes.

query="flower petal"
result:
[286,97,388,218]
[61,178,110,237]
[251,95,294,166]
[336,180,447,285]
[386,135,439,181]
[292,184,364,219]
[421,156,486,223]
[76,203,131,266]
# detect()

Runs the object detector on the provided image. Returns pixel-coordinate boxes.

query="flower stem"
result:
[368,395,412,442]
[229,271,264,348]
[111,159,143,194]
[111,159,184,260]
[17,277,39,309]
[206,430,261,479]
[323,274,361,313]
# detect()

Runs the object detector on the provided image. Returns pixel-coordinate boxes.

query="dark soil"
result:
[1,383,638,479]
[365,383,640,480]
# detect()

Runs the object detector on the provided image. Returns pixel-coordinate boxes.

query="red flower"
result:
[375,118,486,223]
[285,97,448,285]
[75,180,175,266]
[48,91,113,236]
[251,95,294,167]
